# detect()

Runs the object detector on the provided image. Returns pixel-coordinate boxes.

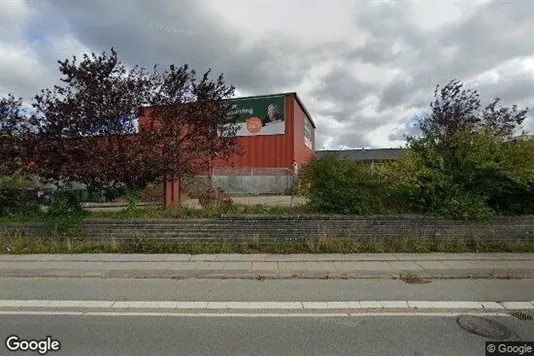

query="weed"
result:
[400,273,431,284]
[250,234,261,249]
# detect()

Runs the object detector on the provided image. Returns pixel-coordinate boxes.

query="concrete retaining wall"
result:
[1,215,533,244]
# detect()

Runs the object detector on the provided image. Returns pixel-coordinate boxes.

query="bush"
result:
[46,190,86,236]
[48,190,83,215]
[125,188,142,211]
[0,174,36,216]
[435,191,494,220]
[299,154,386,214]
[394,129,534,220]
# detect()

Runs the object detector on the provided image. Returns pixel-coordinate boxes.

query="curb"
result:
[1,269,534,279]
[0,300,533,311]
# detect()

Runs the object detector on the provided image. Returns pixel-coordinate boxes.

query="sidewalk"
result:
[1,253,533,279]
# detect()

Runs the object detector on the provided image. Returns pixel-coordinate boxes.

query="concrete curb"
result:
[0,300,532,310]
[1,269,534,279]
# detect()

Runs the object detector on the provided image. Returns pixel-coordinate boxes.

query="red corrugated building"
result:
[163,92,316,206]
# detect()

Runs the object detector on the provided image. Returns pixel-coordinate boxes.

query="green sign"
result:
[226,95,286,136]
[304,115,313,149]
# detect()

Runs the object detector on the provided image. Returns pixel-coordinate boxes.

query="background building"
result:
[165,92,317,205]
[315,148,407,166]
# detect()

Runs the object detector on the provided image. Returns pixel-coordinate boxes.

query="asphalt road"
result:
[1,278,533,355]
[1,278,533,301]
[1,314,533,356]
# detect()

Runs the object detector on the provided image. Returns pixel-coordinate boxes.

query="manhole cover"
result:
[456,315,514,340]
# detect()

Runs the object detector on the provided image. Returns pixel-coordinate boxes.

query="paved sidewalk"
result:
[0,253,533,279]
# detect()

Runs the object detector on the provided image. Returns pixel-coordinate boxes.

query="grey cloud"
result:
[474,74,534,110]
[309,65,375,104]
[351,0,534,115]
[2,0,533,149]
[388,115,423,142]
[410,1,534,90]
[349,2,426,65]
[380,78,417,110]
[317,103,403,148]
[524,113,534,134]
[38,1,323,96]
[318,130,371,149]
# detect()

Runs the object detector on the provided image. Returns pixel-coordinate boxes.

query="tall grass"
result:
[1,233,532,255]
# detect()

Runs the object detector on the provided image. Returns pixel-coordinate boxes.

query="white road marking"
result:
[359,301,383,308]
[429,302,484,309]
[407,301,432,309]
[176,302,209,309]
[302,302,328,309]
[20,300,53,307]
[80,301,115,308]
[48,301,83,307]
[480,302,505,310]
[0,300,531,310]
[0,300,24,307]
[0,311,84,316]
[501,302,534,309]
[326,302,351,309]
[380,301,409,308]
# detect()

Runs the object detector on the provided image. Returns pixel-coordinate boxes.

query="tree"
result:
[143,64,241,201]
[418,79,528,143]
[30,48,154,193]
[27,48,240,205]
[0,95,39,216]
[147,65,241,176]
[0,94,30,176]
[400,80,532,219]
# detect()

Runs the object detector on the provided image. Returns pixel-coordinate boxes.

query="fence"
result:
[186,167,295,197]
[4,167,293,213]
[20,188,112,205]
[12,184,163,207]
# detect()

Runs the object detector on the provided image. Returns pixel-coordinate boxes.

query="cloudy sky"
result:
[1,0,533,149]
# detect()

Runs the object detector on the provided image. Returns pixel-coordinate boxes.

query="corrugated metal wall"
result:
[152,94,316,204]
[213,95,295,169]
[292,96,315,167]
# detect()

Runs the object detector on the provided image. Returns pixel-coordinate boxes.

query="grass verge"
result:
[0,203,313,223]
[1,234,533,254]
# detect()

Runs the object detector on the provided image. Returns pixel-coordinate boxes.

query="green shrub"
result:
[46,190,86,236]
[125,188,142,211]
[299,154,386,214]
[48,190,83,215]
[0,174,36,216]
[434,191,494,220]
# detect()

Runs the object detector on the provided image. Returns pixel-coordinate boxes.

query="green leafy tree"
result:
[0,95,31,177]
[399,80,532,219]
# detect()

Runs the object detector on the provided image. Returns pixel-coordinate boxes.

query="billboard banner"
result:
[304,115,313,149]
[226,95,286,136]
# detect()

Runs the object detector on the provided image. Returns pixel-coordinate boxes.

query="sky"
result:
[1,0,533,149]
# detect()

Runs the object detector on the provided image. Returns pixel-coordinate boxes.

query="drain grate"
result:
[508,311,534,321]
[457,315,515,340]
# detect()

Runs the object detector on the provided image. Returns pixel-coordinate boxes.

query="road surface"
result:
[3,313,533,356]
[1,278,533,356]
